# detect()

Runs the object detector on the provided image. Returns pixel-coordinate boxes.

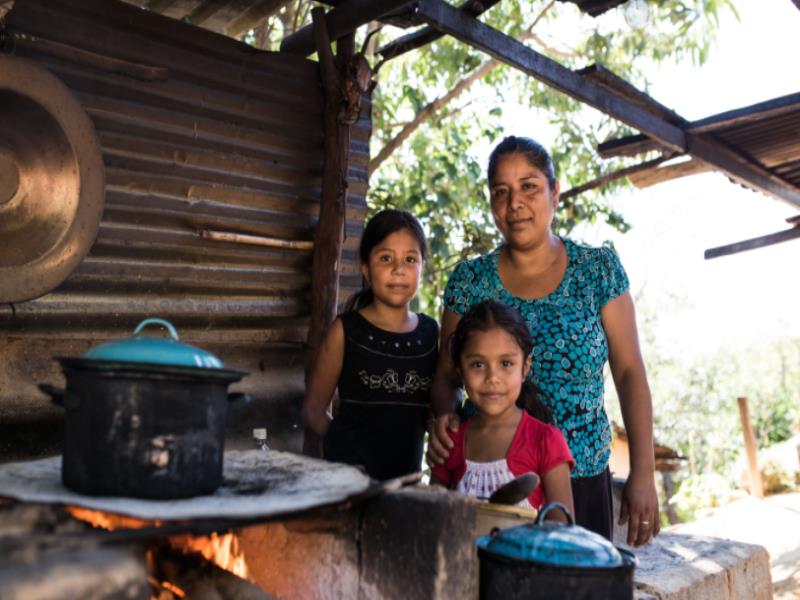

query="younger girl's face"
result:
[458,327,531,420]
[361,228,423,310]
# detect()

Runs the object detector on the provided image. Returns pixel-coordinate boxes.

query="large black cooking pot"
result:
[41,319,248,499]
[477,503,637,600]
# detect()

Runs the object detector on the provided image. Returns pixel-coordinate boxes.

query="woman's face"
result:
[489,153,559,249]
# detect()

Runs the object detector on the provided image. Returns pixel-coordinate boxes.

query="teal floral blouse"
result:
[443,238,629,478]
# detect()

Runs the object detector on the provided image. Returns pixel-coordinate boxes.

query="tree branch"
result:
[369,0,556,176]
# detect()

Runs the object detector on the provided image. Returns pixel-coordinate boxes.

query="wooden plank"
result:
[690,91,800,134]
[560,155,670,199]
[628,157,711,189]
[600,92,800,157]
[280,0,417,56]
[415,0,800,208]
[146,0,178,12]
[704,225,800,259]
[579,64,686,126]
[185,0,229,26]
[376,0,502,62]
[415,0,687,153]
[598,134,661,158]
[224,0,288,38]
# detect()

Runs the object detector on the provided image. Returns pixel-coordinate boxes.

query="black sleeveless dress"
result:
[323,311,438,480]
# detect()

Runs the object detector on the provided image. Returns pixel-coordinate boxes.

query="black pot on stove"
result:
[477,502,637,600]
[40,319,249,499]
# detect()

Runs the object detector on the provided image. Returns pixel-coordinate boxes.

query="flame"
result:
[67,505,251,594]
[67,505,161,530]
[168,531,251,581]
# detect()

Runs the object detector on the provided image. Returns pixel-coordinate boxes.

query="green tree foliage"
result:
[368,0,738,312]
[606,287,800,504]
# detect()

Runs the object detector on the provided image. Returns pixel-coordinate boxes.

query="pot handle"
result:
[133,318,180,341]
[227,392,251,410]
[38,383,83,410]
[535,501,575,525]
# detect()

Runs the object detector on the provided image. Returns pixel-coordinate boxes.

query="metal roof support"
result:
[280,0,417,56]
[414,0,800,209]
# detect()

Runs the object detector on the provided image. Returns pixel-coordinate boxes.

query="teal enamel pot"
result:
[477,502,637,600]
[40,319,249,499]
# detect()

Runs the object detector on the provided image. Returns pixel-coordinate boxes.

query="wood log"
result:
[150,543,272,600]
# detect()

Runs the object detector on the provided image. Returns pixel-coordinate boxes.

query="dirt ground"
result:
[669,492,800,599]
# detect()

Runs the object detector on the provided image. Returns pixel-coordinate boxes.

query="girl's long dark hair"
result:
[344,209,428,313]
[449,300,552,423]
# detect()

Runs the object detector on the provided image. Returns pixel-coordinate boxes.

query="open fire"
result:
[67,506,254,599]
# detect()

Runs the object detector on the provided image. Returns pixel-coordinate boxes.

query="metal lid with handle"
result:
[476,502,626,569]
[83,318,224,369]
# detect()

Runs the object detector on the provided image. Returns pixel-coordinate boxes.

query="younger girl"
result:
[302,209,438,481]
[430,300,574,515]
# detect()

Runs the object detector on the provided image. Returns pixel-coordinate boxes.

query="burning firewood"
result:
[149,542,273,600]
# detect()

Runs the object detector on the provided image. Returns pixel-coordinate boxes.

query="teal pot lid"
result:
[83,319,224,369]
[477,502,624,569]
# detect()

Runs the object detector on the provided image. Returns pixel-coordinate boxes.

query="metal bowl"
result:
[0,55,104,303]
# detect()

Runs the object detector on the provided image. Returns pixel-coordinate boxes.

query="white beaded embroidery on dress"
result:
[457,458,533,508]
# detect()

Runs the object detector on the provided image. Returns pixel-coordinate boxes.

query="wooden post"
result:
[737,396,764,499]
[302,9,371,457]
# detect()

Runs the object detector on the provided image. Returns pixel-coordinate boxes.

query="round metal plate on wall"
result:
[0,55,105,304]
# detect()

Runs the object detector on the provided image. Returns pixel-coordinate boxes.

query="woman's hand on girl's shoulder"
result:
[425,413,461,466]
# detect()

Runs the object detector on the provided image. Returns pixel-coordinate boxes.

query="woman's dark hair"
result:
[344,209,428,312]
[449,300,552,423]
[487,136,557,189]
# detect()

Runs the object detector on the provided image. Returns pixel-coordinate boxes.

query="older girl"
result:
[302,209,438,480]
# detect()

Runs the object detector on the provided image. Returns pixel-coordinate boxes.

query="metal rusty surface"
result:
[0,0,370,449]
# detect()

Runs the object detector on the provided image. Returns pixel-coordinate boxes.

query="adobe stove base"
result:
[0,451,478,599]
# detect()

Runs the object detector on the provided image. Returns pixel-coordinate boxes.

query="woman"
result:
[428,136,659,546]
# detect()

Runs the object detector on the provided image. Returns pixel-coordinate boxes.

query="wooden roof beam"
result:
[599,92,800,158]
[146,0,178,12]
[411,0,800,207]
[224,0,288,38]
[704,220,800,259]
[627,157,711,189]
[280,0,417,56]
[578,64,687,126]
[376,0,502,62]
[415,0,687,152]
[185,0,229,26]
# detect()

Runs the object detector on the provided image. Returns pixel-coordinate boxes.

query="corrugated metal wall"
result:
[0,0,370,460]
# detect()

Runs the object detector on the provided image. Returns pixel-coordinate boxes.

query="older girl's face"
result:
[489,153,559,250]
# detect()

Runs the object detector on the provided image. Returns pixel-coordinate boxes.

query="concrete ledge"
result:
[612,479,773,600]
[630,532,772,600]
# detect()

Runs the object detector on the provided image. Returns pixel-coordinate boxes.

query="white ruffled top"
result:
[456,458,533,508]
